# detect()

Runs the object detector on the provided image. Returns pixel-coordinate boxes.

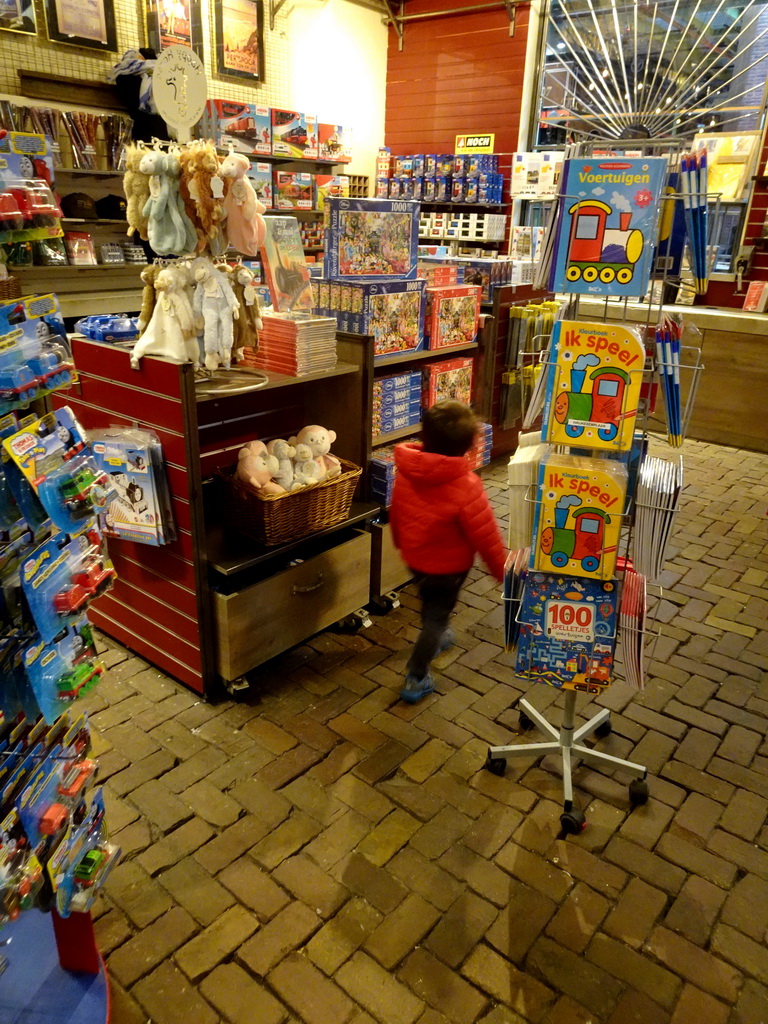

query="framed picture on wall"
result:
[0,0,37,35]
[45,0,117,49]
[214,0,264,83]
[146,0,203,59]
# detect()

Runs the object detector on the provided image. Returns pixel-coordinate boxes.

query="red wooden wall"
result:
[385,1,532,158]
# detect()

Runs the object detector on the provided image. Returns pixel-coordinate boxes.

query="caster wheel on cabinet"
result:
[595,720,612,739]
[560,809,586,835]
[629,779,649,806]
[485,755,507,777]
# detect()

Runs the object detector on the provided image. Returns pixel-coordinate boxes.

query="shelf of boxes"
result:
[419,210,507,244]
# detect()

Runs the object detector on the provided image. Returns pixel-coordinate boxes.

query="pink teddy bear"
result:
[289,425,341,481]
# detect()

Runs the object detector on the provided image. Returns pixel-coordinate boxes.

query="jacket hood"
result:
[394,442,469,486]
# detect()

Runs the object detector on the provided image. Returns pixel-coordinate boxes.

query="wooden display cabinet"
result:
[57,335,375,696]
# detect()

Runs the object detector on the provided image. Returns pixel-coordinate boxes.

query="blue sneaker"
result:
[437,629,455,655]
[401,673,435,704]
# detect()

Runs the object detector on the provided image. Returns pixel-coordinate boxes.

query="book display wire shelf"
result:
[485,138,706,835]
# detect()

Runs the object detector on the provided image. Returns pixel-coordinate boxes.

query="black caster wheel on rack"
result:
[595,719,612,739]
[337,608,373,632]
[485,754,507,777]
[560,809,587,835]
[518,711,535,732]
[629,779,650,806]
[223,676,251,701]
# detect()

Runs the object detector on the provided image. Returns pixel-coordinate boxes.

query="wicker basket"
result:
[221,457,362,546]
[0,275,21,301]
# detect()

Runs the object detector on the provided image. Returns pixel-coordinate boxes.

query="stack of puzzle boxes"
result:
[372,371,422,441]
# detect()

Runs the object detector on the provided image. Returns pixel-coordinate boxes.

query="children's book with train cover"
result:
[531,451,627,580]
[515,571,619,691]
[541,319,646,452]
[260,216,314,312]
[549,156,668,297]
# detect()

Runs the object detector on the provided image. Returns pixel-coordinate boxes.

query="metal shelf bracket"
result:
[382,0,518,49]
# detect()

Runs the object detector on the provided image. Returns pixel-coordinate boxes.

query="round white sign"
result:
[153,45,207,139]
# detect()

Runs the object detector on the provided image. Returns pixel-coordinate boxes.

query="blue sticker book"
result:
[550,156,668,297]
[515,571,619,691]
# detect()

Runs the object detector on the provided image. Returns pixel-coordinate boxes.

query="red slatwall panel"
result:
[54,340,206,694]
[385,2,531,155]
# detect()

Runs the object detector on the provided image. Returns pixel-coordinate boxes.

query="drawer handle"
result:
[292,573,324,595]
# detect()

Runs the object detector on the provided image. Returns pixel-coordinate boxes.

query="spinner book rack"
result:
[486,138,705,834]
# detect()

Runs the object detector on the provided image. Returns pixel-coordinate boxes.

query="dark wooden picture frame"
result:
[45,0,117,49]
[145,0,203,60]
[214,0,264,83]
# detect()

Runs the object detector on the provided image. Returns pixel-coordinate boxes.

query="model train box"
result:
[550,156,668,297]
[324,198,419,280]
[271,110,318,159]
[318,124,352,163]
[425,284,481,349]
[247,161,273,209]
[422,355,474,407]
[274,171,314,210]
[515,572,618,691]
[530,452,627,581]
[315,175,349,212]
[541,319,646,452]
[205,100,271,156]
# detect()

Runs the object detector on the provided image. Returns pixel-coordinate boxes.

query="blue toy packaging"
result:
[0,294,73,416]
[437,155,454,175]
[376,177,389,199]
[271,109,318,159]
[324,198,420,280]
[388,179,402,199]
[23,617,103,723]
[435,176,451,201]
[204,100,271,156]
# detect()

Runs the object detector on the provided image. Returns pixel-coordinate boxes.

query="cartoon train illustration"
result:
[554,361,630,442]
[540,501,610,573]
[565,201,644,285]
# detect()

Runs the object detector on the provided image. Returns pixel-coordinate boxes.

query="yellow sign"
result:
[455,133,495,154]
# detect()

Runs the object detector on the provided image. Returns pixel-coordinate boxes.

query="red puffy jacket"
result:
[390,442,506,582]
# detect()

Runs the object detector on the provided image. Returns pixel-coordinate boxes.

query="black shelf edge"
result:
[373,342,478,372]
[372,424,421,446]
[207,500,380,576]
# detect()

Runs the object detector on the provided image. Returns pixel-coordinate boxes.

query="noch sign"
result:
[454,133,495,154]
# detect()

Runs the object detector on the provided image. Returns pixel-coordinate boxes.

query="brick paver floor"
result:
[82,437,768,1024]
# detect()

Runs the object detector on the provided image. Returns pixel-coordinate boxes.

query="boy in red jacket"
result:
[390,400,506,703]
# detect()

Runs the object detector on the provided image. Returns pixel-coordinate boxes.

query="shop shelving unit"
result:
[56,335,375,696]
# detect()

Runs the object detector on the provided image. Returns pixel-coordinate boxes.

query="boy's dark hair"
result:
[422,400,478,457]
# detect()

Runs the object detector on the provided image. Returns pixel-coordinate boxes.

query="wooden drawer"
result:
[214,530,371,681]
[370,521,412,600]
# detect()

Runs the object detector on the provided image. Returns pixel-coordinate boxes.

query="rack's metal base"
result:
[486,690,648,833]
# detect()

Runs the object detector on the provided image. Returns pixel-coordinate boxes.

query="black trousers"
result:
[407,570,469,680]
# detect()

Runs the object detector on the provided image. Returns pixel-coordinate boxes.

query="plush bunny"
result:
[192,259,239,371]
[266,439,302,492]
[166,150,198,256]
[140,149,181,255]
[123,143,150,240]
[289,425,341,480]
[235,440,284,495]
[292,443,325,487]
[138,264,160,335]
[220,151,266,257]
[131,265,199,369]
[178,146,205,252]
[231,263,263,355]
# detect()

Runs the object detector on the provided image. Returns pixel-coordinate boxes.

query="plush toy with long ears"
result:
[220,151,266,257]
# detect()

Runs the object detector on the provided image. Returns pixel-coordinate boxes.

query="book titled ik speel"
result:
[531,452,627,581]
[549,156,668,298]
[541,319,646,452]
[324,198,419,280]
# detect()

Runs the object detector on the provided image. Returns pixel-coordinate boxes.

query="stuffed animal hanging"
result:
[165,149,198,258]
[193,258,239,371]
[123,143,150,240]
[137,264,160,335]
[131,265,199,368]
[220,151,266,257]
[140,149,176,255]
[188,142,226,253]
[178,146,205,252]
[231,263,263,356]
